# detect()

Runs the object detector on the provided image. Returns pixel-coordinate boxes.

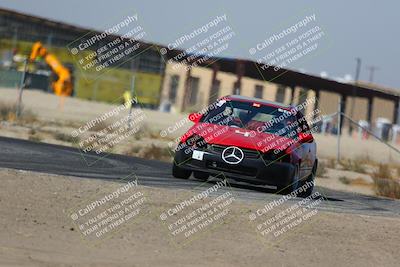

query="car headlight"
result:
[186,134,207,149]
[263,149,290,162]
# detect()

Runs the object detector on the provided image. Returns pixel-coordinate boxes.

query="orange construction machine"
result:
[29,41,73,96]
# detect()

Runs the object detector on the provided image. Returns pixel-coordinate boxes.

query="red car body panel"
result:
[183,122,296,153]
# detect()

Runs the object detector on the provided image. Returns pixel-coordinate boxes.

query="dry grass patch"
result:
[372,164,392,179]
[325,158,336,168]
[27,128,43,142]
[339,158,366,174]
[339,176,351,185]
[339,176,371,187]
[87,120,111,132]
[0,101,37,123]
[126,144,172,162]
[371,164,400,199]
[28,134,43,142]
[316,161,327,178]
[53,132,79,144]
[350,177,371,187]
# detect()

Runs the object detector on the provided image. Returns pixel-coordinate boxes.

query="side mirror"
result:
[298,132,314,143]
[188,113,202,123]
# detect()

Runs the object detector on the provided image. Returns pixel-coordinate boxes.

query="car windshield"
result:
[201,99,299,136]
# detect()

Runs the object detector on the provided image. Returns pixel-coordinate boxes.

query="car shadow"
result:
[196,175,342,201]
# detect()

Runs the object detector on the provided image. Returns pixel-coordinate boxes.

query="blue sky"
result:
[1,0,399,89]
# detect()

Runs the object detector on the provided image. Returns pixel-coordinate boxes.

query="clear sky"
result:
[1,0,399,89]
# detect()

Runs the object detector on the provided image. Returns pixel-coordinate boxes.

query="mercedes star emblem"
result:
[222,146,244,164]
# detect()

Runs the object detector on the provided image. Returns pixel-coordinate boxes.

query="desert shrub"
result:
[372,164,392,180]
[53,132,79,143]
[339,176,351,185]
[371,164,400,199]
[126,144,172,162]
[372,178,400,199]
[326,158,336,169]
[28,134,42,142]
[86,120,110,132]
[137,123,163,139]
[0,101,36,123]
[339,159,366,174]
[316,161,327,178]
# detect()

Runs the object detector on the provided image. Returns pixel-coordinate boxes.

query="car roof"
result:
[225,95,292,110]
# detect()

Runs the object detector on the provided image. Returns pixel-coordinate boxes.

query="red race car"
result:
[172,95,317,197]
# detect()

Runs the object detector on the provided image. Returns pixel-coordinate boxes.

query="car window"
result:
[252,113,274,122]
[202,100,298,137]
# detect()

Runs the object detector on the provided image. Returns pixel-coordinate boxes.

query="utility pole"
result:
[127,57,139,130]
[337,97,342,162]
[16,59,28,118]
[366,65,379,83]
[349,57,361,135]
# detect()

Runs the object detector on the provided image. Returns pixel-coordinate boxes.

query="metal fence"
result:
[0,69,50,91]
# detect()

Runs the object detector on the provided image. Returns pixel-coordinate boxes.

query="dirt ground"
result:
[0,168,399,267]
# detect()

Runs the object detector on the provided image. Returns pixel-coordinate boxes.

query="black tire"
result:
[297,163,316,198]
[193,171,209,181]
[277,164,300,195]
[172,162,191,179]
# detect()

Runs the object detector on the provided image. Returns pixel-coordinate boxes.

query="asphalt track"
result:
[0,136,399,217]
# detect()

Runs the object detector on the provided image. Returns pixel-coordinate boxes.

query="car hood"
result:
[189,123,295,153]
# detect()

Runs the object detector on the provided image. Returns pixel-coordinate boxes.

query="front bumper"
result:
[174,145,295,187]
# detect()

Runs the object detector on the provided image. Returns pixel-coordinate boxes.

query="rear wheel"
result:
[172,162,191,179]
[193,171,209,181]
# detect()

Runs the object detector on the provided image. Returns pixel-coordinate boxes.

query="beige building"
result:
[160,61,400,128]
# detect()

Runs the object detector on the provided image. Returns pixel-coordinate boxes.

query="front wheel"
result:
[277,164,300,195]
[297,164,316,198]
[172,162,191,179]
